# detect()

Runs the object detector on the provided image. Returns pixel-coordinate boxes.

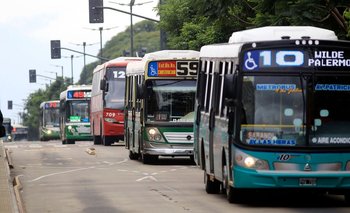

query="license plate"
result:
[299,178,316,186]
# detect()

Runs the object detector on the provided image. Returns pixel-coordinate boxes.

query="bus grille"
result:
[163,132,194,143]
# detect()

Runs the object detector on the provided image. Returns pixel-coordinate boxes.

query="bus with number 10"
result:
[194,26,350,203]
[125,50,199,163]
[59,85,92,144]
[91,57,141,146]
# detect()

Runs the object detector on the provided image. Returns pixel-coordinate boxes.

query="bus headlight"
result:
[67,125,73,130]
[47,130,52,134]
[346,161,350,171]
[235,150,269,170]
[146,127,165,142]
[7,135,12,140]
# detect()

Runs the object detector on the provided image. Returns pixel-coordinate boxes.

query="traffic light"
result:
[50,40,61,59]
[89,0,104,23]
[8,101,12,110]
[29,69,36,83]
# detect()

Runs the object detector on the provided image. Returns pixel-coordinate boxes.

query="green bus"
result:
[39,100,60,141]
[125,50,199,163]
[59,85,92,144]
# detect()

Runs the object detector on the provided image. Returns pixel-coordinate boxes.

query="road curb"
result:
[13,176,25,213]
[5,148,14,169]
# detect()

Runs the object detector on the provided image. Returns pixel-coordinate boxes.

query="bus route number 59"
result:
[176,61,198,76]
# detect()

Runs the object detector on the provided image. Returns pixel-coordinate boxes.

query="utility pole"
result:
[71,55,74,84]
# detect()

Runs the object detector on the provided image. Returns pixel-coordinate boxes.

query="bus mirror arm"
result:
[136,84,144,99]
[223,74,237,100]
[224,98,238,108]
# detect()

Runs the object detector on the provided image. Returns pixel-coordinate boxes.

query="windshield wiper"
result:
[299,73,307,140]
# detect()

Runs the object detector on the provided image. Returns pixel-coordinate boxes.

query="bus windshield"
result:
[146,80,196,122]
[66,101,90,123]
[241,74,350,148]
[44,108,60,127]
[104,67,125,109]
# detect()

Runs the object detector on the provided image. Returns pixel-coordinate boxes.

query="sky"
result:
[0,0,159,124]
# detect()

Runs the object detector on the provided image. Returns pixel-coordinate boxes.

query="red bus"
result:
[91,57,141,146]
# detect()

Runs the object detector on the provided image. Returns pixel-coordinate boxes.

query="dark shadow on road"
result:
[225,190,349,208]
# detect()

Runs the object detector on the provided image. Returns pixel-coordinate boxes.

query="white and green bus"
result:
[59,85,92,144]
[39,100,60,141]
[125,50,199,163]
[195,26,350,203]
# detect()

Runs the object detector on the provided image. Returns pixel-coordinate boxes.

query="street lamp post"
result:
[99,27,103,61]
[70,55,74,84]
[84,26,118,63]
[130,0,135,56]
[110,0,152,56]
[51,64,64,78]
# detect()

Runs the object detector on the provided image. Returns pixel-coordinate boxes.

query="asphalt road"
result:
[5,140,350,213]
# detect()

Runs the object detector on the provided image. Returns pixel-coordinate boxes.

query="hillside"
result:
[78,20,161,84]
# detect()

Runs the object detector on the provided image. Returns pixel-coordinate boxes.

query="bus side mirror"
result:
[224,74,237,107]
[100,79,108,92]
[136,84,144,99]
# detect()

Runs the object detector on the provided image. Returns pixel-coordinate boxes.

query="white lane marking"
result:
[136,176,158,182]
[29,166,95,182]
[29,144,43,148]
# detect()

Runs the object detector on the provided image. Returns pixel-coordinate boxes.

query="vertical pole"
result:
[70,55,74,84]
[159,0,166,50]
[61,66,64,78]
[130,1,134,56]
[99,27,103,63]
[83,42,86,68]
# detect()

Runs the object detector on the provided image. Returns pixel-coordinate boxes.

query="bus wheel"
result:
[344,194,350,205]
[103,136,112,146]
[222,164,238,203]
[129,151,139,160]
[204,172,220,194]
[93,136,101,145]
[62,140,67,145]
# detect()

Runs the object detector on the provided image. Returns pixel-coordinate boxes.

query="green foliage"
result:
[158,0,350,51]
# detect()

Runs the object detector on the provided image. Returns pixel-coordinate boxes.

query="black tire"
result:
[129,150,139,160]
[93,135,102,145]
[222,164,242,203]
[102,136,113,146]
[204,172,221,194]
[345,194,350,206]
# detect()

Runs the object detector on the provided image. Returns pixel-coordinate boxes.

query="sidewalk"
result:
[0,141,17,213]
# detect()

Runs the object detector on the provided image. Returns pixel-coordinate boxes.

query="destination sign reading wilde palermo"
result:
[148,60,198,77]
[67,90,91,99]
[242,46,350,72]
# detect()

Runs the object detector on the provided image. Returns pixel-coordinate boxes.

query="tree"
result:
[157,0,350,51]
